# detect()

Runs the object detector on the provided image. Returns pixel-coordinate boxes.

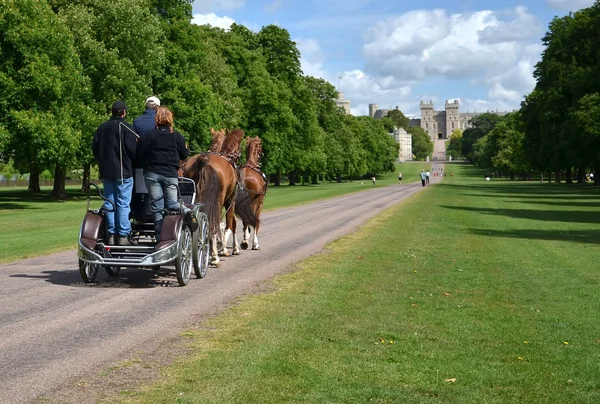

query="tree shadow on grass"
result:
[440,205,600,224]
[438,181,599,196]
[10,266,182,288]
[0,202,41,210]
[0,189,93,204]
[469,228,600,245]
[460,194,600,200]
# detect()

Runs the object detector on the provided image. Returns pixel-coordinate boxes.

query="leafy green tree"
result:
[256,25,302,86]
[386,109,410,129]
[446,128,463,159]
[0,0,89,195]
[461,113,503,161]
[52,0,165,191]
[408,126,433,160]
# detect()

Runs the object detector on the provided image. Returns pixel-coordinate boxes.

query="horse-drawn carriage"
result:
[77,170,210,286]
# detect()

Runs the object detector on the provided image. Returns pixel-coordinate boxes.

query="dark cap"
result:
[111,100,127,115]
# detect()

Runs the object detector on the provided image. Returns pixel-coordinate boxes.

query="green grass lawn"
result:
[122,163,600,403]
[0,162,430,262]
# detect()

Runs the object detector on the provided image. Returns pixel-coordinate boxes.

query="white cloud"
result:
[192,13,235,30]
[357,7,543,114]
[546,0,595,11]
[193,0,245,13]
[295,38,326,79]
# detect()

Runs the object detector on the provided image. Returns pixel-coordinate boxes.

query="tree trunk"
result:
[336,174,342,183]
[81,163,91,192]
[311,175,318,185]
[27,163,41,193]
[595,164,599,186]
[547,171,552,183]
[554,170,560,183]
[51,163,67,199]
[273,171,281,187]
[565,167,573,184]
[510,171,515,180]
[577,166,585,183]
[288,171,297,186]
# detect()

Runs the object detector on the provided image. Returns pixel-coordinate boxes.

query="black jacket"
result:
[92,116,138,180]
[136,125,189,177]
[133,108,157,137]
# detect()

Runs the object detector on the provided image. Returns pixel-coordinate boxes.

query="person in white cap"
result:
[133,96,161,137]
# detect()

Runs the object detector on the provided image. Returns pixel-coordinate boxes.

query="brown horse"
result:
[182,128,243,266]
[217,129,245,256]
[233,136,267,251]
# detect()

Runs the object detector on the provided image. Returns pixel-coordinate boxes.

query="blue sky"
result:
[191,0,595,117]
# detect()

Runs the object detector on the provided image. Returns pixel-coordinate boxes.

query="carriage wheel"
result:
[79,259,99,283]
[175,224,193,286]
[105,266,121,276]
[192,212,210,279]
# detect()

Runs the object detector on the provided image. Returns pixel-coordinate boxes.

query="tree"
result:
[386,109,410,129]
[461,113,503,161]
[0,0,89,195]
[408,126,433,160]
[446,128,463,159]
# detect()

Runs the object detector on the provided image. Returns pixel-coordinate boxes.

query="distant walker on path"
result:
[420,170,427,187]
[398,172,402,183]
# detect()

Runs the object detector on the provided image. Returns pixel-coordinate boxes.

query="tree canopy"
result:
[0,1,400,194]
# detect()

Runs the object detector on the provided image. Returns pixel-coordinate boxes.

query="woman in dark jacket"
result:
[136,106,194,240]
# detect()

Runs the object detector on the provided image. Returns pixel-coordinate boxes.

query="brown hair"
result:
[155,106,174,133]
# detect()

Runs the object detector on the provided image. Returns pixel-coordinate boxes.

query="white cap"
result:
[146,96,160,106]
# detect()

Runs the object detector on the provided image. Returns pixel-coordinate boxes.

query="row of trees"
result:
[445,2,600,185]
[0,0,399,197]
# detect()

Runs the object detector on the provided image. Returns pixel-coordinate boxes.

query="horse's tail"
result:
[235,188,256,228]
[197,156,221,238]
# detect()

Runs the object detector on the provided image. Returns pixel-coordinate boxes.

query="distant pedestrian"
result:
[372,176,376,185]
[398,172,402,183]
[420,170,427,187]
[425,170,430,184]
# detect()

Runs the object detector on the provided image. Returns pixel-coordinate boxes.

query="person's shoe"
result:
[117,236,133,246]
[107,234,115,245]
[186,210,199,232]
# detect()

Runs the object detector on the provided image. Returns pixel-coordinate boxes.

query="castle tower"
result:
[444,99,459,139]
[420,100,434,139]
[368,104,378,118]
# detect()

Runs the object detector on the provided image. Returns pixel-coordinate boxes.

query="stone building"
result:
[368,104,400,119]
[415,100,511,140]
[390,127,412,162]
[336,92,351,114]
[370,100,513,141]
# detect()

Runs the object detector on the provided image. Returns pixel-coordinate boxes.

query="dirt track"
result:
[0,156,444,403]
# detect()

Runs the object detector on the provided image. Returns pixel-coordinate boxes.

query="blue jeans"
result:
[102,177,133,236]
[144,171,183,239]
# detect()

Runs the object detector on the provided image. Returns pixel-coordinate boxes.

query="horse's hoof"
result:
[240,241,249,250]
[252,245,260,250]
[233,250,240,255]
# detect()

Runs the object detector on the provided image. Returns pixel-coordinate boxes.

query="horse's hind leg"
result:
[252,208,262,250]
[241,224,250,250]
[210,234,220,267]
[221,203,239,256]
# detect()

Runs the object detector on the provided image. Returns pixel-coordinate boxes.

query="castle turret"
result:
[420,100,435,139]
[368,104,378,118]
[444,99,459,139]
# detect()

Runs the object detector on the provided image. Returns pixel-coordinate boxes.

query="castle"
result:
[369,100,512,140]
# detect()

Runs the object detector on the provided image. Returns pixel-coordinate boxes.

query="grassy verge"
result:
[0,163,430,262]
[125,163,600,403]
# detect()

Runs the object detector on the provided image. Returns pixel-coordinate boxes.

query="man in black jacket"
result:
[92,100,138,245]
